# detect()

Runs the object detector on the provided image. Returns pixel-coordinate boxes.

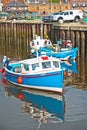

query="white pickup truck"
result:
[52,10,83,23]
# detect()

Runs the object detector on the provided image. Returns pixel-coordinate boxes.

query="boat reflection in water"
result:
[5,85,65,126]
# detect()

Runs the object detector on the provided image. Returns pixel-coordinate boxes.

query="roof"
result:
[20,56,60,65]
[6,1,27,7]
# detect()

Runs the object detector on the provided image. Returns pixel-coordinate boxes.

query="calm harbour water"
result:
[0,57,87,130]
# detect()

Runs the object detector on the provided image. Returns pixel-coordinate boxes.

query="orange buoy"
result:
[1,68,5,73]
[64,71,67,76]
[0,68,2,72]
[17,76,23,84]
[1,68,5,76]
[2,72,5,76]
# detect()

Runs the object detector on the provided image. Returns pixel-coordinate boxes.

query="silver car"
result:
[42,12,60,22]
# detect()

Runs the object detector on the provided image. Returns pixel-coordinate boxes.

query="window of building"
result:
[54,6,56,9]
[42,11,46,15]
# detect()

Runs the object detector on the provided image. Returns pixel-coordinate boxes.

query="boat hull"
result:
[5,70,64,93]
[34,47,78,60]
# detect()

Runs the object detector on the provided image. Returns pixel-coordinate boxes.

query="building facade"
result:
[27,2,72,15]
[2,0,87,16]
[72,0,87,7]
[0,2,3,11]
[3,0,28,12]
[2,0,24,5]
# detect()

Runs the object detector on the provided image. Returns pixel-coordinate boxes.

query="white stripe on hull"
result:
[8,80,63,93]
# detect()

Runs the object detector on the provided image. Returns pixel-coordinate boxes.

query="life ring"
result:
[65,40,72,45]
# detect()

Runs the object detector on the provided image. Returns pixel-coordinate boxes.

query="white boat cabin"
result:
[30,36,52,50]
[18,56,61,74]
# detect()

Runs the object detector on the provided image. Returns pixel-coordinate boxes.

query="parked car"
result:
[81,17,87,23]
[42,12,60,22]
[42,15,51,22]
[81,11,87,23]
[52,11,64,22]
[0,12,8,20]
[52,10,83,23]
[83,10,87,18]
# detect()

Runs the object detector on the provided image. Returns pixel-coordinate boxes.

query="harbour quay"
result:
[0,20,87,59]
[52,22,87,59]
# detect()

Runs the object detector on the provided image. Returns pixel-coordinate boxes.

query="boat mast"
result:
[41,21,43,39]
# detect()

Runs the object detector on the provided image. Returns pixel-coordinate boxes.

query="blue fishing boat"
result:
[3,56,64,93]
[5,86,65,123]
[61,60,78,74]
[30,36,78,60]
[38,47,78,60]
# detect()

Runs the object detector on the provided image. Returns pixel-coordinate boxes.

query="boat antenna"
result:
[36,37,39,58]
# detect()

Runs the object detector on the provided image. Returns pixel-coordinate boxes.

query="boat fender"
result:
[64,71,67,76]
[1,68,5,73]
[1,68,5,76]
[17,76,23,84]
[0,68,2,72]
[2,72,5,76]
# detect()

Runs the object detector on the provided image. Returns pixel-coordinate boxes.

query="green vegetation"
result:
[48,0,60,3]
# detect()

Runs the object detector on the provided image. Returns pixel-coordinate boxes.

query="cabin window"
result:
[14,67,21,73]
[48,41,51,45]
[24,64,29,71]
[42,62,51,69]
[32,41,34,46]
[53,61,59,68]
[44,40,47,45]
[32,63,39,71]
[37,41,39,45]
